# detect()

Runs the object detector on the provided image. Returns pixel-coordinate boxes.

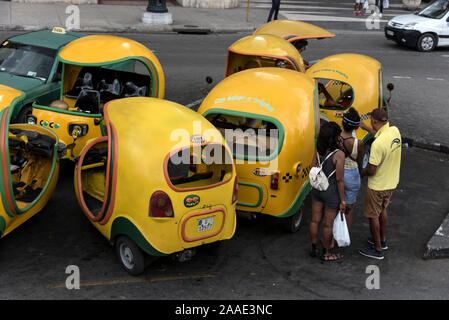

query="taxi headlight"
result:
[403,23,418,30]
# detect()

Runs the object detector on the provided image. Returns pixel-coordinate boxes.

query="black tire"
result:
[284,209,303,233]
[416,33,437,52]
[115,236,146,276]
[15,104,33,124]
[362,141,372,170]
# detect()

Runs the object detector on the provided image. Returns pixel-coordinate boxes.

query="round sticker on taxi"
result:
[184,194,200,208]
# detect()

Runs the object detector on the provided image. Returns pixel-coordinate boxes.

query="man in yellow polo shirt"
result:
[359,108,401,260]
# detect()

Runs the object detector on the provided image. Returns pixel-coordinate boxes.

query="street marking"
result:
[393,76,412,79]
[442,55,449,58]
[426,78,445,81]
[49,273,215,289]
[186,98,203,109]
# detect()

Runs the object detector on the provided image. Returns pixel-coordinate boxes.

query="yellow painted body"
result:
[31,34,165,160]
[31,105,103,160]
[0,121,60,238]
[74,97,237,255]
[198,68,319,218]
[306,53,385,142]
[0,85,23,111]
[254,19,336,42]
[225,34,305,77]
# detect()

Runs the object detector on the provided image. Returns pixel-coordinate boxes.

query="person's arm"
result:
[360,121,377,136]
[311,151,318,167]
[356,140,365,174]
[334,150,346,213]
[318,83,342,108]
[361,163,377,178]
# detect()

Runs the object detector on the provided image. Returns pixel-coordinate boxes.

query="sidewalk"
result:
[0,0,422,34]
[0,2,267,33]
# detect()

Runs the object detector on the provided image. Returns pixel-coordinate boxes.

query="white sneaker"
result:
[379,13,382,18]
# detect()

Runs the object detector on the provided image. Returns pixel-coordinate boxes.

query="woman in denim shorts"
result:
[339,107,365,231]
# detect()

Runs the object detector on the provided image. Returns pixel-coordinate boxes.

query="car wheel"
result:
[417,33,437,52]
[115,236,145,276]
[284,209,303,233]
[16,104,33,124]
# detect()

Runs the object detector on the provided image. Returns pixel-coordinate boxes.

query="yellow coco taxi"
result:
[74,97,238,275]
[225,34,305,78]
[0,85,62,239]
[198,68,319,232]
[253,19,335,47]
[305,53,391,145]
[28,35,165,161]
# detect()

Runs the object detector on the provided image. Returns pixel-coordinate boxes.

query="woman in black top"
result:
[309,122,346,261]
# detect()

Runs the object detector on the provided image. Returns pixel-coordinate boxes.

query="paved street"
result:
[0,25,448,301]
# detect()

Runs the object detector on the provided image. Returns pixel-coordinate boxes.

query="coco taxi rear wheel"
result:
[284,209,303,233]
[115,236,145,276]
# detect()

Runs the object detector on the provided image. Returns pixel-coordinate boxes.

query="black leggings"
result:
[375,0,383,13]
[267,0,281,22]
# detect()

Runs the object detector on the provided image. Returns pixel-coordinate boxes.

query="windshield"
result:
[418,0,449,19]
[0,41,56,81]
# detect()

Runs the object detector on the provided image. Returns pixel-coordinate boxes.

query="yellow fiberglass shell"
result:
[254,19,336,42]
[225,34,305,77]
[306,53,383,142]
[31,104,103,161]
[58,35,165,98]
[73,97,237,256]
[0,121,59,238]
[198,68,319,218]
[0,85,23,111]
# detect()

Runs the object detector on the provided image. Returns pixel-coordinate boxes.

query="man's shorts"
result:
[355,0,365,3]
[363,188,393,219]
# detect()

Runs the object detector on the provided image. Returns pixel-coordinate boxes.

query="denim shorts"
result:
[344,168,361,205]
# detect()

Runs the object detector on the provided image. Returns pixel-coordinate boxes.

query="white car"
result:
[385,0,449,52]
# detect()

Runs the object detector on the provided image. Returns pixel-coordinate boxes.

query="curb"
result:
[0,24,256,34]
[402,137,449,155]
[423,212,449,260]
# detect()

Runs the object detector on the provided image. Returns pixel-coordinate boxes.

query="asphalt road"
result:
[0,30,448,302]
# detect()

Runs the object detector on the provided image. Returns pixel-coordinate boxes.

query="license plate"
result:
[197,217,214,232]
[387,30,394,36]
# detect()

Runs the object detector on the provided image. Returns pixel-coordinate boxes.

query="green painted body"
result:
[1,30,86,119]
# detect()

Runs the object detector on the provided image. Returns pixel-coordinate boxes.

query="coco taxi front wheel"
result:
[115,236,146,276]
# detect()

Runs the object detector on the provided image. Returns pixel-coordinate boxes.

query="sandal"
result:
[309,243,319,257]
[321,249,343,262]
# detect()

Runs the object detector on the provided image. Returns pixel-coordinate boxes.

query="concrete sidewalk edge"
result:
[423,212,449,260]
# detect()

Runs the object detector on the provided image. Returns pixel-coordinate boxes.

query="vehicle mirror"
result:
[387,83,394,91]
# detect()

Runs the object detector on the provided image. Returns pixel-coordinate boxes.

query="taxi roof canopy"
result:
[253,19,335,42]
[105,97,225,154]
[226,34,305,74]
[58,35,158,65]
[200,67,316,122]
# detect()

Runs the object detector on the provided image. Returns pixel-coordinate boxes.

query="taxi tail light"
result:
[232,177,238,204]
[270,172,279,190]
[149,191,174,218]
